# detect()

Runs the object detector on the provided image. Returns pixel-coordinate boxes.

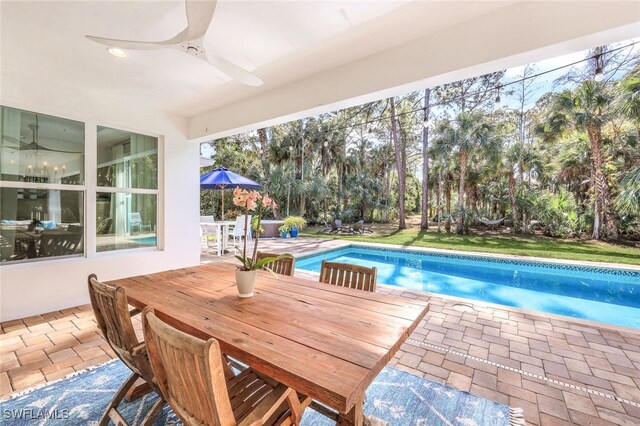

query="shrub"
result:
[283,216,307,230]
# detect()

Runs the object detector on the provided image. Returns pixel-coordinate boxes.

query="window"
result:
[0,106,85,263]
[96,126,158,252]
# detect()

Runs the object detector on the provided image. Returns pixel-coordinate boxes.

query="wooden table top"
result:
[108,262,428,414]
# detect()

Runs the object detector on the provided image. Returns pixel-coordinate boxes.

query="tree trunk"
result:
[420,89,431,230]
[436,168,442,233]
[286,182,291,217]
[384,164,391,222]
[389,97,406,230]
[257,128,268,160]
[337,164,343,214]
[508,170,518,233]
[587,121,618,240]
[456,148,468,233]
[445,178,452,233]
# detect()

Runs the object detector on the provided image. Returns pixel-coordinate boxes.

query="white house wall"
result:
[0,74,200,322]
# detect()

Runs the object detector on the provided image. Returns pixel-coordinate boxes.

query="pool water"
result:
[296,246,640,329]
[133,236,156,246]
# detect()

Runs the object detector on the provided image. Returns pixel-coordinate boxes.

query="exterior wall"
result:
[0,77,200,322]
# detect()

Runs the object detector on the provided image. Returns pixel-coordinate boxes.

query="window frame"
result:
[0,104,164,265]
[94,124,163,255]
[0,106,87,264]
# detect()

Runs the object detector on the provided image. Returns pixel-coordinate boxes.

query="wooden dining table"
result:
[108,261,429,425]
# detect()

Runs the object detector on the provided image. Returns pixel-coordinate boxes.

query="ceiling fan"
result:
[2,118,80,154]
[85,0,263,86]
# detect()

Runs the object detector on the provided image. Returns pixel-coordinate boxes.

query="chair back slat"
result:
[233,215,252,238]
[142,308,234,426]
[319,261,377,292]
[88,275,140,370]
[256,252,295,276]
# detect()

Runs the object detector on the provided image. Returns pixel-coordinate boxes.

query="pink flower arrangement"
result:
[232,188,286,272]
[233,188,277,211]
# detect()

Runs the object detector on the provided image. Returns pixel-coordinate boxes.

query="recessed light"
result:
[107,47,128,58]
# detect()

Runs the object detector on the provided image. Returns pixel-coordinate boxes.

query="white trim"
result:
[94,246,159,257]
[0,181,86,191]
[156,135,164,251]
[97,148,158,168]
[95,187,159,195]
[85,122,97,258]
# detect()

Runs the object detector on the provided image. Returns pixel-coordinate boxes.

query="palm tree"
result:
[429,132,456,232]
[617,71,640,136]
[432,112,497,233]
[543,81,618,240]
[616,166,640,215]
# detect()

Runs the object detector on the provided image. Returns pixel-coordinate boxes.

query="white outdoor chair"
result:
[200,224,222,256]
[231,215,252,253]
[129,212,152,234]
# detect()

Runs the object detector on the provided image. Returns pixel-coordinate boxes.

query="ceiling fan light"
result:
[107,47,129,58]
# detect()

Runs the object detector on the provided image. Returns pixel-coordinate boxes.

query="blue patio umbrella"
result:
[200,167,261,220]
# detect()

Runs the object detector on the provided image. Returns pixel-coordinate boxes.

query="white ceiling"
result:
[1,1,639,141]
[1,0,516,117]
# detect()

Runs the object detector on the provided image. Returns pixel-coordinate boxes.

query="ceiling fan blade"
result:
[86,35,172,50]
[32,144,82,154]
[179,0,217,40]
[205,53,263,87]
[2,135,23,146]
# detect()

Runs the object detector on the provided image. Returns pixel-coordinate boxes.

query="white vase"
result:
[235,270,257,298]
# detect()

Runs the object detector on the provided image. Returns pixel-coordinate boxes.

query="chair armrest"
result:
[130,342,147,357]
[241,385,309,426]
[237,384,292,426]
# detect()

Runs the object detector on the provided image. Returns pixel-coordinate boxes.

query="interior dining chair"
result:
[256,251,295,276]
[142,307,310,426]
[319,260,378,292]
[88,274,165,426]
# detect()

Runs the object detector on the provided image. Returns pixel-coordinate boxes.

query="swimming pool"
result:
[296,246,640,329]
[132,236,156,246]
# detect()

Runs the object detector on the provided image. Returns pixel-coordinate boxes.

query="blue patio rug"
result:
[0,360,524,425]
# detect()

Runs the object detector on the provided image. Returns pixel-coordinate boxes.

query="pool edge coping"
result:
[294,240,640,273]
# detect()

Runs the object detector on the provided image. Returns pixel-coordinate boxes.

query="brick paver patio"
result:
[1,238,639,425]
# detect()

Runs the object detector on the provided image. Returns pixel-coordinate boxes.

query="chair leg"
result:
[99,371,139,426]
[140,397,165,426]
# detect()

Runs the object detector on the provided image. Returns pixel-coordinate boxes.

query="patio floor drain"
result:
[452,303,476,313]
[407,338,640,409]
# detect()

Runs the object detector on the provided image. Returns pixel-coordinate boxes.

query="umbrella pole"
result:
[221,190,225,221]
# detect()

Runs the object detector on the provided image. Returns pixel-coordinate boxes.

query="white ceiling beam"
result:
[188,1,640,142]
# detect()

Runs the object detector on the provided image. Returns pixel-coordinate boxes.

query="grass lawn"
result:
[301,223,640,266]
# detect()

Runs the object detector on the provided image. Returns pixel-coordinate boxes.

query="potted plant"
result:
[283,216,306,238]
[232,188,291,298]
[278,224,290,239]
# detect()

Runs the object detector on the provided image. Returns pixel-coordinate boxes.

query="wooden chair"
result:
[319,261,377,292]
[88,274,165,426]
[257,251,295,276]
[142,307,310,426]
